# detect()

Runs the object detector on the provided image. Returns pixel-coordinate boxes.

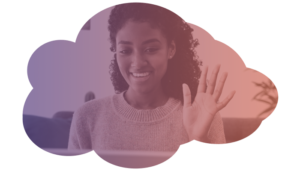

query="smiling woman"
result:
[67,2,234,167]
[108,4,201,102]
[116,20,176,109]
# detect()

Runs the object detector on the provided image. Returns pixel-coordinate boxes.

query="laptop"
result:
[41,148,177,169]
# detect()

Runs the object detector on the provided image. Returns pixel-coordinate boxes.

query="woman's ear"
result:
[168,41,176,59]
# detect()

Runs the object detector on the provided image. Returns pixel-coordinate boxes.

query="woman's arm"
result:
[68,117,81,149]
[191,112,226,144]
[68,107,92,150]
[207,112,226,143]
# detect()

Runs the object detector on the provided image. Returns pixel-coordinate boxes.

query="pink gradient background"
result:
[191,23,277,119]
[23,5,278,168]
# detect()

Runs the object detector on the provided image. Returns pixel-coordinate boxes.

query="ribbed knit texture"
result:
[68,92,226,151]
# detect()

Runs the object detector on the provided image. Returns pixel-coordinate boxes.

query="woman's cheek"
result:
[116,57,122,72]
[117,57,129,80]
[155,58,169,79]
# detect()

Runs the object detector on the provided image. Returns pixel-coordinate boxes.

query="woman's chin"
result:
[130,86,155,95]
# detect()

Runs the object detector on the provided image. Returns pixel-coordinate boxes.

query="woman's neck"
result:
[124,86,169,110]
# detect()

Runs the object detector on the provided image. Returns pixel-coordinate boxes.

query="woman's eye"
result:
[119,48,158,55]
[119,49,131,55]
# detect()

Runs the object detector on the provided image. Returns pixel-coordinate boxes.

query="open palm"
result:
[183,65,235,142]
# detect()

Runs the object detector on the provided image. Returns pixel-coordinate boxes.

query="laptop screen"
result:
[41,149,177,169]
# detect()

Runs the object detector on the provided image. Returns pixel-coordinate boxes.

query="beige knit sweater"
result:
[68,92,226,151]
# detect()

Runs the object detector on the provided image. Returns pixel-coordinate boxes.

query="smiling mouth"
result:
[131,72,150,78]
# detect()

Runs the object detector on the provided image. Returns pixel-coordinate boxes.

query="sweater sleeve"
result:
[68,106,93,150]
[207,112,226,144]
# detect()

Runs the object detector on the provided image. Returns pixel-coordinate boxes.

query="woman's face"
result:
[116,20,176,94]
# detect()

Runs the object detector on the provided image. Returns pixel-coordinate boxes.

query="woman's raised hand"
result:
[182,65,235,142]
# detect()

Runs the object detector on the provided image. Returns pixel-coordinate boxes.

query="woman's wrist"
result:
[189,136,210,144]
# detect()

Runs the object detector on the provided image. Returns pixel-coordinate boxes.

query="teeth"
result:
[132,72,150,77]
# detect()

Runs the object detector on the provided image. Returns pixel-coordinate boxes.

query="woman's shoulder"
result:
[73,95,114,118]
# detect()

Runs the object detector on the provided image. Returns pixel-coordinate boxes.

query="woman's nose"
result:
[130,53,148,67]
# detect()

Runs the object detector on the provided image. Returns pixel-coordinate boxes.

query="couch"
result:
[23,114,263,148]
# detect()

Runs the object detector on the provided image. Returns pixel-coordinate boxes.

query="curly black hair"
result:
[108,3,201,103]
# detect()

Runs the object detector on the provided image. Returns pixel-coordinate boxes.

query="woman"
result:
[68,3,235,151]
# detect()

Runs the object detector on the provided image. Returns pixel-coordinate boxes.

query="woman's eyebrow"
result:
[117,39,161,45]
[142,39,161,45]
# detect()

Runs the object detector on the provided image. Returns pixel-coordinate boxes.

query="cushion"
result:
[52,111,74,119]
[23,114,72,148]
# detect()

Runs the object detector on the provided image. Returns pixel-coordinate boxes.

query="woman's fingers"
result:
[183,83,192,107]
[213,72,228,102]
[216,91,235,110]
[198,66,208,93]
[206,65,221,95]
